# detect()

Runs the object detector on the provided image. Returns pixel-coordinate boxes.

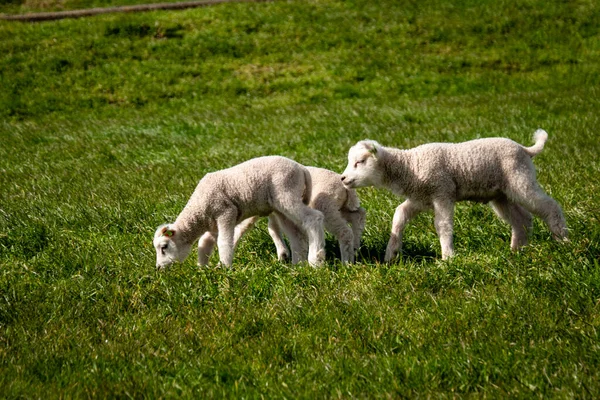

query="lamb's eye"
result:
[354,159,365,168]
[160,244,168,255]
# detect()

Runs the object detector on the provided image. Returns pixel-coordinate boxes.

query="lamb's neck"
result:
[380,147,411,195]
[174,201,210,244]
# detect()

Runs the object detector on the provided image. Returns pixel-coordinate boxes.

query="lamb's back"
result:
[405,138,530,201]
[202,156,306,218]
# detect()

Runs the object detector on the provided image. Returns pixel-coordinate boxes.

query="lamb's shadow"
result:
[354,241,437,264]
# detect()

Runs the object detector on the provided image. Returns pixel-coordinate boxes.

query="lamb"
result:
[233,166,367,264]
[340,129,568,261]
[153,156,326,269]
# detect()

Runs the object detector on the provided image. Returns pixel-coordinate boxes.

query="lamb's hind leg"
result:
[273,212,308,264]
[385,199,425,263]
[298,207,325,266]
[267,214,291,262]
[277,205,325,266]
[490,197,533,251]
[271,177,325,266]
[508,181,568,241]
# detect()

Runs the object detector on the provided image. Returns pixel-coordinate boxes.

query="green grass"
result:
[1,0,600,397]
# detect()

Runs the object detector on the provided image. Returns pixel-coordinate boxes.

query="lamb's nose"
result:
[341,175,346,182]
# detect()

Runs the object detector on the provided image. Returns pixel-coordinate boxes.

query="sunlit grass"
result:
[1,0,600,397]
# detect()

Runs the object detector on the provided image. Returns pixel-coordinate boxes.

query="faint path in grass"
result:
[0,0,273,22]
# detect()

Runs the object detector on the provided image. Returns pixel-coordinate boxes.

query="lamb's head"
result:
[153,224,192,269]
[341,140,384,188]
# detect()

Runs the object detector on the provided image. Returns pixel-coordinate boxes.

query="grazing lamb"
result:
[153,156,326,269]
[340,129,568,261]
[233,166,367,263]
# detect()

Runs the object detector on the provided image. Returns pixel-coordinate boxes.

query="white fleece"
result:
[341,129,567,260]
[154,156,326,268]
[235,166,367,264]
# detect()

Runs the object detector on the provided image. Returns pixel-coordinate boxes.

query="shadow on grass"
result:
[354,241,437,265]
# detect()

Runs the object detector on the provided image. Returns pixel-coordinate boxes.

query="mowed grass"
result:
[1,0,600,397]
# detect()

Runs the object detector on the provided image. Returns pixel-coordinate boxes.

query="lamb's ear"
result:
[161,226,175,237]
[362,141,379,159]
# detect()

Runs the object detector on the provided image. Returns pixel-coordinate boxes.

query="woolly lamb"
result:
[234,166,367,263]
[341,129,568,261]
[153,156,326,268]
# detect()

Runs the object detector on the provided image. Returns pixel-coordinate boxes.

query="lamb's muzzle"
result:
[343,129,568,261]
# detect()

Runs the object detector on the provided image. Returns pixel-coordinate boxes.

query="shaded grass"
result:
[1,0,600,397]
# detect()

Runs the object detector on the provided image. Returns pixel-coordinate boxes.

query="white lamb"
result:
[233,166,367,264]
[341,129,568,261]
[153,156,326,269]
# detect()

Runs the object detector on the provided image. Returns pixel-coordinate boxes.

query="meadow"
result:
[1,0,600,397]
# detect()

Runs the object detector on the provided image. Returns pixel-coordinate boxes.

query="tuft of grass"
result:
[1,0,600,397]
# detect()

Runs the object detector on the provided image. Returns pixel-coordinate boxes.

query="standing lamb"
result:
[340,129,568,261]
[153,156,326,269]
[233,166,367,263]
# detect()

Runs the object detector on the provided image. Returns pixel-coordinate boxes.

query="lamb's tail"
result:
[302,167,313,205]
[524,129,548,157]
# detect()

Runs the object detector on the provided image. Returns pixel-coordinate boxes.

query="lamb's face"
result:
[153,224,191,269]
[341,141,383,188]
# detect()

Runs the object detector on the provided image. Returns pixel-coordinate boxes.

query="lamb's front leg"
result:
[198,231,216,266]
[216,214,237,267]
[433,198,455,260]
[385,199,424,263]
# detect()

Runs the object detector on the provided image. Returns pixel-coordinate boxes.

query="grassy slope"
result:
[1,0,600,397]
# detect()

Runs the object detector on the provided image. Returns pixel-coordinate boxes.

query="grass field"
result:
[1,0,600,397]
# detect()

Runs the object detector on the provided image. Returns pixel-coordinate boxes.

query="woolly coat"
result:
[306,166,361,212]
[370,133,547,205]
[341,130,567,261]
[174,156,312,244]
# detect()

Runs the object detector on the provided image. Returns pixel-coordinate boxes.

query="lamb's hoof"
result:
[309,250,326,267]
[510,240,528,252]
[384,249,400,264]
